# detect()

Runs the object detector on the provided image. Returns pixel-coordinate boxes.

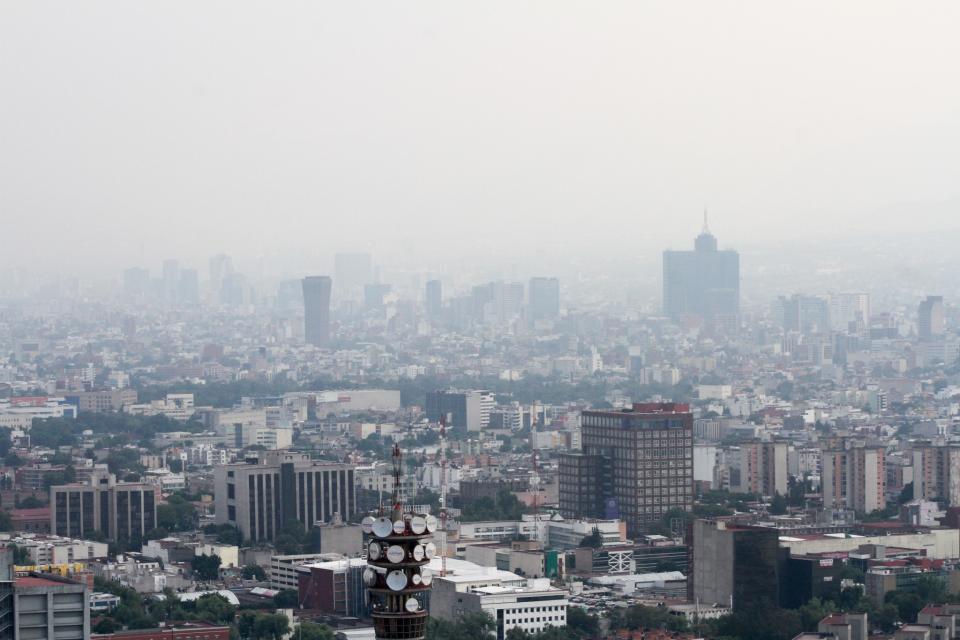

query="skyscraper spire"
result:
[702,208,710,235]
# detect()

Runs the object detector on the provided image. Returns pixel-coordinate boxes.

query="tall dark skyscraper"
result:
[529,277,560,321]
[302,276,332,347]
[559,402,693,536]
[425,279,442,318]
[662,214,739,328]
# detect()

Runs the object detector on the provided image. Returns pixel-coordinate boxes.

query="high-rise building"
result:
[780,294,831,335]
[208,254,233,303]
[162,259,180,306]
[730,440,788,497]
[213,451,355,544]
[918,295,945,341]
[425,280,442,318]
[178,268,199,306]
[822,443,885,515]
[529,277,560,321]
[692,520,781,611]
[302,276,332,347]
[912,443,960,507]
[50,470,158,543]
[425,390,494,432]
[334,253,372,302]
[662,215,739,328]
[830,292,870,335]
[364,283,392,310]
[122,267,150,300]
[13,573,90,640]
[559,403,693,536]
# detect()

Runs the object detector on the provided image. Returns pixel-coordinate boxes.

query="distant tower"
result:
[663,213,739,330]
[362,444,436,640]
[425,280,442,318]
[918,295,945,341]
[302,276,332,347]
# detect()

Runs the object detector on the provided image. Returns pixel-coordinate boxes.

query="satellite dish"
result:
[361,516,375,535]
[386,545,405,564]
[425,515,438,532]
[372,517,393,538]
[386,570,407,591]
[411,516,427,534]
[412,545,425,561]
[363,568,377,586]
[420,568,433,585]
[393,520,406,535]
[412,573,423,585]
[405,597,420,612]
[368,543,382,560]
[423,542,436,559]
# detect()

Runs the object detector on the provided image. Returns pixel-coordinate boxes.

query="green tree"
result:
[252,613,291,640]
[578,527,603,549]
[194,593,235,624]
[241,564,267,580]
[273,589,299,608]
[92,618,119,634]
[769,493,788,515]
[190,554,221,580]
[566,606,599,637]
[294,623,335,640]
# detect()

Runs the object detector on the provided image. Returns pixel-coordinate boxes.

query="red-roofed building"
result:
[9,507,51,533]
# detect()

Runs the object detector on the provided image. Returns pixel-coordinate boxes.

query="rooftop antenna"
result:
[530,409,540,543]
[702,208,710,234]
[439,413,449,577]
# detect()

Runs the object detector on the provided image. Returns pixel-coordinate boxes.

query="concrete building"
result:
[66,389,138,413]
[732,440,789,497]
[913,443,960,507]
[214,451,355,543]
[6,535,108,565]
[425,389,495,432]
[14,574,90,640]
[822,443,886,515]
[559,403,693,536]
[918,295,945,341]
[692,519,782,611]
[430,558,568,638]
[302,276,333,347]
[296,556,368,616]
[50,470,158,543]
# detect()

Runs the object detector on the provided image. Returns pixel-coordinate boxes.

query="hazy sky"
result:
[3,2,960,278]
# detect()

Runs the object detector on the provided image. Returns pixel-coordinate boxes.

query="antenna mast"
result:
[530,407,540,543]
[439,414,448,577]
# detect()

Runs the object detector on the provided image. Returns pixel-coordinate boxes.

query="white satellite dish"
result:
[412,545,425,561]
[424,515,438,532]
[420,568,433,585]
[372,517,393,538]
[412,573,422,585]
[386,570,407,591]
[363,568,377,586]
[405,597,420,612]
[410,516,427,534]
[386,545,405,564]
[368,542,382,560]
[423,542,436,559]
[361,516,375,535]
[393,520,406,535]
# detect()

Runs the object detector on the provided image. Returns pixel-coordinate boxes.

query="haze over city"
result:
[5,4,960,640]
[3,1,960,281]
